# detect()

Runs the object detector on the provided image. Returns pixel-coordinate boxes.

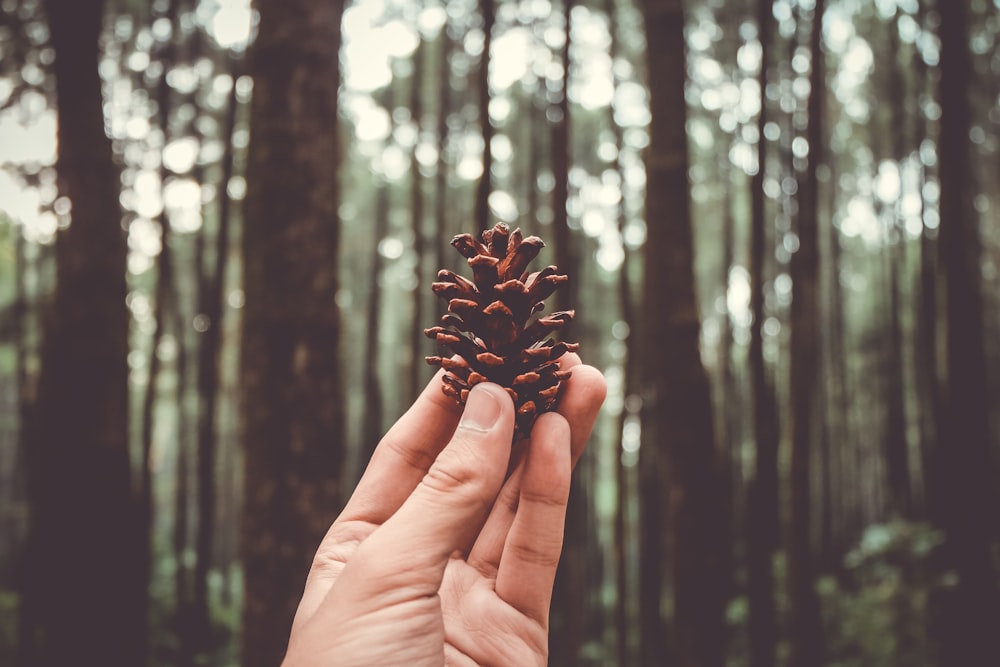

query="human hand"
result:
[281,353,606,667]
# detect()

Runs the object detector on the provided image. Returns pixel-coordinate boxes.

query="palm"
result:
[311,499,550,666]
[441,558,547,666]
[282,358,605,667]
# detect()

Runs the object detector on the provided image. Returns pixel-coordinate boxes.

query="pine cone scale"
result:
[425,222,577,440]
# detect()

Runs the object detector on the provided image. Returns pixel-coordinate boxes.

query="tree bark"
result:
[549,2,589,664]
[434,17,454,282]
[639,2,726,666]
[912,0,941,519]
[359,175,388,474]
[474,0,494,232]
[606,0,636,663]
[408,38,428,400]
[138,6,180,658]
[787,2,825,665]
[717,157,737,618]
[882,14,911,518]
[240,2,348,665]
[28,0,144,664]
[931,0,1000,663]
[14,181,38,667]
[173,291,194,666]
[551,0,575,318]
[746,2,780,665]
[826,186,856,544]
[191,51,241,655]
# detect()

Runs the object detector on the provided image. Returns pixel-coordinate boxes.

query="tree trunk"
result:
[526,91,542,234]
[912,0,941,519]
[931,0,1000,663]
[787,2,825,665]
[474,0,494,232]
[191,51,240,655]
[717,160,737,613]
[173,291,195,665]
[826,189,856,546]
[605,1,636,663]
[28,0,144,664]
[434,17,454,282]
[639,2,725,666]
[746,1,779,665]
[548,2,589,664]
[359,176,388,473]
[138,2,181,659]
[551,0,575,318]
[408,38,428,400]
[882,15,911,518]
[882,175,910,520]
[240,2,348,665]
[14,190,39,667]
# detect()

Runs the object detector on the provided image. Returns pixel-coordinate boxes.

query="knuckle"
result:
[307,523,365,578]
[506,536,563,570]
[309,547,347,580]
[422,445,491,506]
[519,486,568,510]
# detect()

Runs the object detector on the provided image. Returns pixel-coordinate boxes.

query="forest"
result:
[0,0,999,665]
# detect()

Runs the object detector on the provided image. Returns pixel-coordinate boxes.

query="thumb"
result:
[337,383,514,595]
[398,382,514,554]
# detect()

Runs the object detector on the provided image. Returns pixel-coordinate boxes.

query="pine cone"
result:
[425,222,579,439]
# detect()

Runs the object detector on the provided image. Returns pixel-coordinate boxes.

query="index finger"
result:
[337,352,588,526]
[337,368,463,524]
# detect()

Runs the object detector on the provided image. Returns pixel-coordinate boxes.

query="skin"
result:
[282,353,607,666]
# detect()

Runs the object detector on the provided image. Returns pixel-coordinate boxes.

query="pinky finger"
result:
[493,412,572,627]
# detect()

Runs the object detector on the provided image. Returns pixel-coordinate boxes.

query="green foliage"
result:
[820,521,945,667]
[146,540,243,667]
[0,591,17,666]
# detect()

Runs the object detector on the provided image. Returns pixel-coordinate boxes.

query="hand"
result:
[282,353,606,667]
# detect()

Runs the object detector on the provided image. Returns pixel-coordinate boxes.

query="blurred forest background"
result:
[1,0,999,665]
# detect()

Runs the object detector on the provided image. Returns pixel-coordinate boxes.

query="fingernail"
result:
[459,384,502,432]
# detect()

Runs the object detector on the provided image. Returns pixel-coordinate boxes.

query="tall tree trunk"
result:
[474,0,494,232]
[137,149,167,666]
[28,0,144,664]
[191,52,240,655]
[826,186,855,545]
[240,2,347,665]
[746,1,779,665]
[931,0,1000,663]
[606,1,636,663]
[883,14,911,518]
[408,38,428,400]
[787,2,825,665]
[912,0,941,517]
[548,1,589,664]
[434,18,453,282]
[717,161,737,611]
[551,0,575,318]
[359,177,388,474]
[14,197,39,667]
[173,287,195,665]
[526,91,542,234]
[138,2,182,657]
[613,211,638,667]
[175,23,205,663]
[882,180,910,519]
[817,162,842,566]
[639,2,725,666]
